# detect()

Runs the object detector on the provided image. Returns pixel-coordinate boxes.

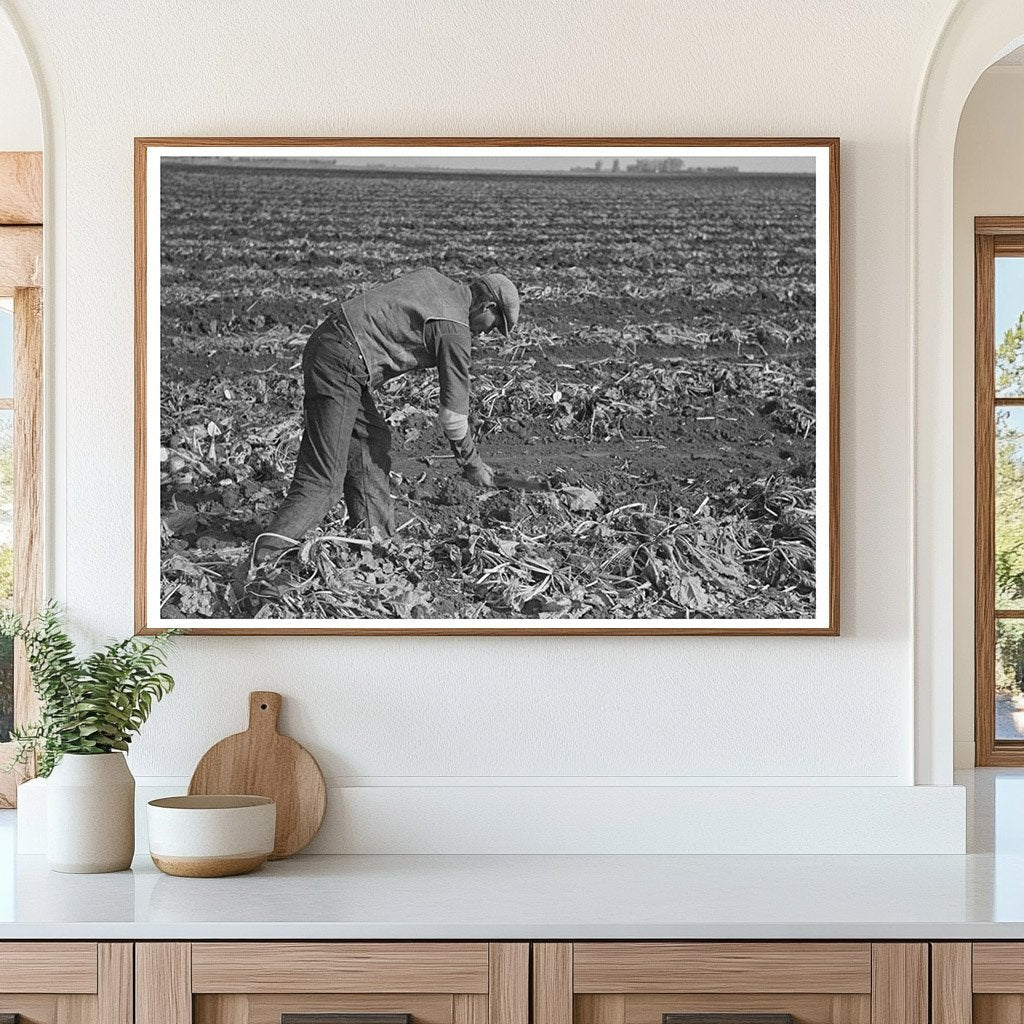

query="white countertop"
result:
[0,769,1021,941]
[0,849,1020,940]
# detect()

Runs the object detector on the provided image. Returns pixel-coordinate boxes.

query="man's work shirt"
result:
[338,268,473,439]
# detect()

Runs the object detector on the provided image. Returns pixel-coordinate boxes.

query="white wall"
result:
[953,65,1024,767]
[0,10,39,151]
[1,0,973,851]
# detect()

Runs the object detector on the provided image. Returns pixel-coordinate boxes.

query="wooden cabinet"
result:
[0,938,964,1024]
[532,944,928,1024]
[136,944,528,1024]
[932,943,1024,1024]
[0,943,132,1024]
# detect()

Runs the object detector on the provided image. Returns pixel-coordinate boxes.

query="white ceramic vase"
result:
[46,752,136,873]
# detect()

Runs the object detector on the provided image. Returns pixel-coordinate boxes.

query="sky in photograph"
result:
[322,155,817,173]
[181,153,816,174]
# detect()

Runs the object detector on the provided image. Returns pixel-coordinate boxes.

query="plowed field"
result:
[159,162,818,621]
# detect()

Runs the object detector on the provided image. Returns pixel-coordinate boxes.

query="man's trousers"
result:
[266,316,396,544]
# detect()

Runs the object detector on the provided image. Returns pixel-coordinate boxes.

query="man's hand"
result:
[449,432,495,486]
[463,461,495,487]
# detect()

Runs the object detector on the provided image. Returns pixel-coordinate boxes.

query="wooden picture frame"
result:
[135,137,840,636]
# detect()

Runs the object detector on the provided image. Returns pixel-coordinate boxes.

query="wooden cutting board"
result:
[188,691,326,859]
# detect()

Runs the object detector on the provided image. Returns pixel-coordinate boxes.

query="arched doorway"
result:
[914,1,1024,785]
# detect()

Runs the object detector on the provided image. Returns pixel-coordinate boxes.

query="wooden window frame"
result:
[975,217,1024,765]
[0,151,43,807]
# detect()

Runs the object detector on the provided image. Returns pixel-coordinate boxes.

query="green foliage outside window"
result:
[996,312,1024,693]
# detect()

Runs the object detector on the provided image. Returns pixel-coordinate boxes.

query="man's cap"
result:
[478,273,520,338]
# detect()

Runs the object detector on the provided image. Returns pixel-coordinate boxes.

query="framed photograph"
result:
[135,137,839,635]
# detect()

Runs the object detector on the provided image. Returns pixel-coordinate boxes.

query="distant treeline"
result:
[571,158,741,175]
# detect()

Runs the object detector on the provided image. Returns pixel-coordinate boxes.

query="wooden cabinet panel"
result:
[974,946,1024,994]
[197,993,457,1024]
[191,944,490,995]
[139,942,527,1024]
[0,994,60,1024]
[951,942,1024,1024]
[574,991,873,1024]
[97,945,132,1024]
[575,995,625,1024]
[534,945,572,1024]
[454,994,489,1024]
[0,937,922,1024]
[0,944,98,994]
[871,945,927,1024]
[487,944,527,1024]
[137,944,192,1024]
[0,943,130,1024]
[562,943,925,1024]
[573,944,873,995]
[946,940,1024,1024]
[620,993,870,1024]
[931,944,971,1024]
[972,994,1024,1024]
[0,936,940,1024]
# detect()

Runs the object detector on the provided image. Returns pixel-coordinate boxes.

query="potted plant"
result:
[2,604,178,873]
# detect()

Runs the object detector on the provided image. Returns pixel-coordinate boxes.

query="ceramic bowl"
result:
[147,795,276,877]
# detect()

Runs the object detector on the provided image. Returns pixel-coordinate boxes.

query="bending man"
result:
[254,268,520,563]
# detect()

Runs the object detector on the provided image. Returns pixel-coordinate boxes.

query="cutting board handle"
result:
[248,691,282,734]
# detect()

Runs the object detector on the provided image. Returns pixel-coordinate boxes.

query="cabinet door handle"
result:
[664,1016,794,1024]
[283,1015,411,1024]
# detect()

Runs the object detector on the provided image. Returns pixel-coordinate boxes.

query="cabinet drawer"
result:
[195,991,489,1024]
[935,942,1024,1024]
[572,944,872,994]
[139,943,528,1024]
[0,942,99,994]
[534,944,926,1024]
[973,944,1024,992]
[0,943,130,1024]
[191,943,491,994]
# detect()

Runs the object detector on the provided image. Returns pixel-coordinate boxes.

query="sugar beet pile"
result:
[160,162,818,621]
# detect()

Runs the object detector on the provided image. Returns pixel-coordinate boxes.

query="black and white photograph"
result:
[137,140,838,634]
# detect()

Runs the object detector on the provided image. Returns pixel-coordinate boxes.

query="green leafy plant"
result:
[1,603,179,777]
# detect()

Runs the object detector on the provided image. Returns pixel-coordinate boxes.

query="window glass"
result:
[0,306,12,399]
[996,407,1024,610]
[996,257,1024,397]
[997,620,1024,740]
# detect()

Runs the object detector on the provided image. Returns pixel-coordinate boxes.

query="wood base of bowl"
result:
[151,853,269,878]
